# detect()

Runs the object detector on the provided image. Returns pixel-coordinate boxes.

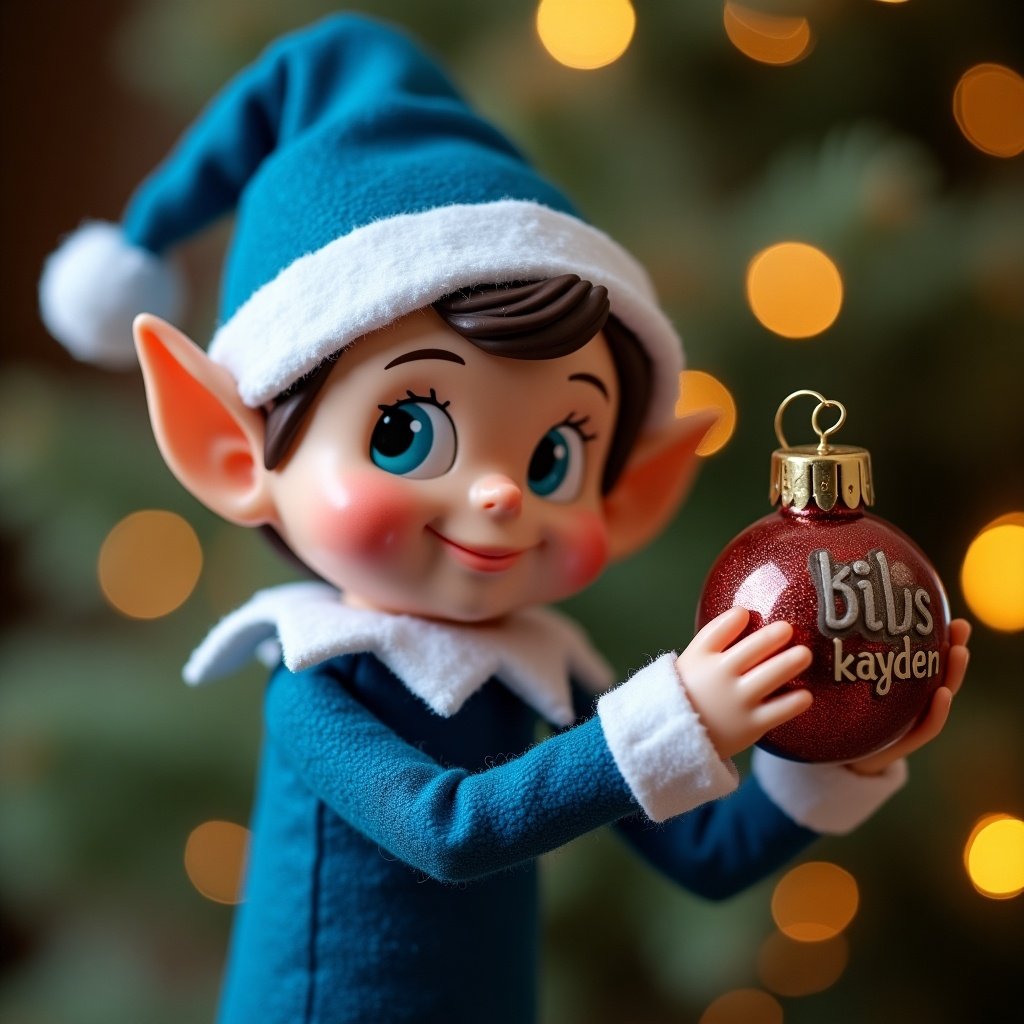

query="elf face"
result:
[265,308,620,623]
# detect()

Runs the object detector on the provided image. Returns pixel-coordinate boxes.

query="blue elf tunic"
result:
[186,583,908,1024]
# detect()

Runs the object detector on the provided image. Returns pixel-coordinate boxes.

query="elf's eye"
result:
[527,423,587,502]
[370,392,456,479]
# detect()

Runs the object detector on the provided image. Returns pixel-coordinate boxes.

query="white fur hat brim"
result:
[209,200,684,433]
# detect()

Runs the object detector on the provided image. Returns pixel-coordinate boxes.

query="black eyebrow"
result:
[568,372,609,400]
[384,349,466,370]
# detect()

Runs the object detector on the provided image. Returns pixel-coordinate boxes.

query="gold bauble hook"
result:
[775,389,847,454]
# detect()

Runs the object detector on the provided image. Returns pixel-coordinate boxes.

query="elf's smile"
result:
[427,527,535,573]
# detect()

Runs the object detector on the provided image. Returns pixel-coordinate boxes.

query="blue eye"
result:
[370,393,456,479]
[527,425,586,502]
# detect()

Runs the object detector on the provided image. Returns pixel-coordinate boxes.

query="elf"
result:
[40,15,969,1024]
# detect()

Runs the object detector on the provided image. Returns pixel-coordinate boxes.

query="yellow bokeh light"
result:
[699,989,783,1024]
[954,64,1024,158]
[964,814,1024,899]
[98,509,202,619]
[536,0,636,70]
[979,512,1024,531]
[960,518,1024,631]
[746,242,844,339]
[771,861,859,941]
[756,930,849,996]
[723,3,813,67]
[184,820,250,905]
[675,370,737,457]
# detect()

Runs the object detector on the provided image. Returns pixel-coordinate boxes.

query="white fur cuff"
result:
[752,747,908,835]
[597,652,739,822]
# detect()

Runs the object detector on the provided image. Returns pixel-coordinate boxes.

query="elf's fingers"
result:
[753,687,814,733]
[690,606,750,655]
[896,686,953,755]
[850,687,953,775]
[741,645,813,700]
[944,645,969,698]
[721,620,794,673]
[950,618,971,648]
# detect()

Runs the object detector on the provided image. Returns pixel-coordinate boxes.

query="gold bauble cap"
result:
[769,390,874,511]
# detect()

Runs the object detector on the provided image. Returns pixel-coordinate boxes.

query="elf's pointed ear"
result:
[603,410,719,562]
[133,313,274,526]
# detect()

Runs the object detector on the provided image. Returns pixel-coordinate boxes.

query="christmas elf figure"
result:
[40,15,969,1024]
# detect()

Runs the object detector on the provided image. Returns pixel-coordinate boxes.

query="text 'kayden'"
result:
[808,549,940,696]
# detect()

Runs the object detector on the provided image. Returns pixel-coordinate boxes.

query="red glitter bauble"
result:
[696,393,951,763]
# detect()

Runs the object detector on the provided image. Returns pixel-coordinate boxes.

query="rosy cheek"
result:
[552,508,610,593]
[302,470,423,560]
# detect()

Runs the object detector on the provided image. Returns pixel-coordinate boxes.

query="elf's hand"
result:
[676,606,813,761]
[846,618,971,776]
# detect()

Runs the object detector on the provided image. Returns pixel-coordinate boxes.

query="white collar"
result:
[184,582,614,727]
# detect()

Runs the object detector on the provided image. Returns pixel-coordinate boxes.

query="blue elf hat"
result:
[40,14,683,430]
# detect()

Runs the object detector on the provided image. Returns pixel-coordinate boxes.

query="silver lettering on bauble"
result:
[810,548,940,695]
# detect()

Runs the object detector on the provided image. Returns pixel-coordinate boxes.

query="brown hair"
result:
[263,274,652,494]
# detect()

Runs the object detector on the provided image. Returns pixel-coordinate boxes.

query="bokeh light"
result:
[960,516,1024,631]
[536,0,636,70]
[954,64,1024,158]
[699,989,783,1024]
[756,931,849,996]
[746,242,844,338]
[771,861,859,941]
[676,370,738,456]
[184,820,250,905]
[964,814,1024,899]
[98,510,203,619]
[723,2,813,67]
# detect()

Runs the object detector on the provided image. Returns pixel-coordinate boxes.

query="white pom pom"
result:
[39,221,184,369]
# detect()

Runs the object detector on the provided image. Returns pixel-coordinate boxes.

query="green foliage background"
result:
[2,2,1022,1021]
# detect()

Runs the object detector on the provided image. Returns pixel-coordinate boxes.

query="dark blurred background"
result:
[2,2,1022,1022]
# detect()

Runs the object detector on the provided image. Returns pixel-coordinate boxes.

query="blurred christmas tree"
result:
[1,2,1021,1022]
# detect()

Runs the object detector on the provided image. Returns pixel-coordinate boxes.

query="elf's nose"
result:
[470,473,523,518]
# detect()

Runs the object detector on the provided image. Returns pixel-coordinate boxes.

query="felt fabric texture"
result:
[39,14,685,433]
[597,652,739,821]
[217,652,820,1024]
[39,221,182,367]
[191,587,915,1022]
[187,585,736,817]
[184,582,614,727]
[123,15,571,317]
[209,199,684,431]
[751,746,908,835]
[189,585,905,835]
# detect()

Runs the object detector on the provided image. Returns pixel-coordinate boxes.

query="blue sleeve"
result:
[568,679,818,900]
[264,663,639,883]
[612,780,819,901]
